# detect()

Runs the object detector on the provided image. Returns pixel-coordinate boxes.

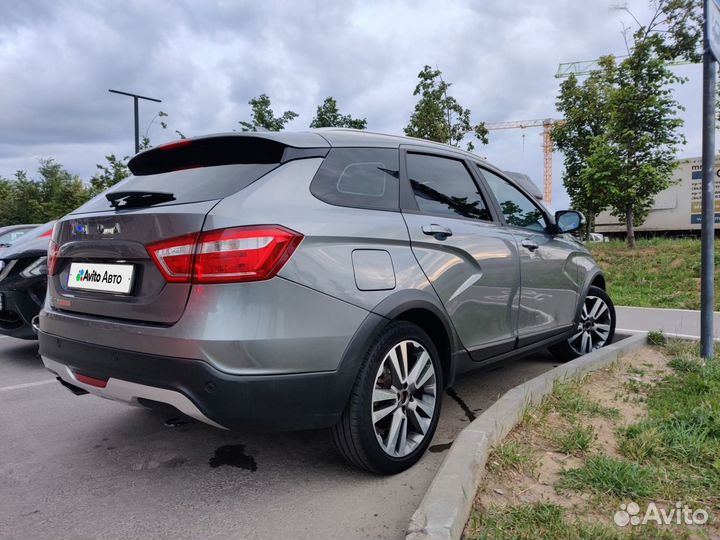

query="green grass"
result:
[558,456,659,499]
[647,330,666,346]
[554,423,595,455]
[466,502,685,540]
[466,502,612,540]
[626,365,646,376]
[588,237,720,310]
[544,380,619,420]
[489,440,537,476]
[616,346,720,499]
[469,339,719,539]
[617,425,662,462]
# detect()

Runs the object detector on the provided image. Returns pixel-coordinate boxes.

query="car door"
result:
[400,149,520,359]
[477,167,580,346]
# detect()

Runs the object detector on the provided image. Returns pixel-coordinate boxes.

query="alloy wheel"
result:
[371,340,437,457]
[568,295,612,355]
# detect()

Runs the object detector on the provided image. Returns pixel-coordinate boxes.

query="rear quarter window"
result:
[310,148,400,211]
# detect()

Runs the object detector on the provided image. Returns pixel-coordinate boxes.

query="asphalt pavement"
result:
[0,335,562,540]
[616,305,720,339]
[2,306,707,539]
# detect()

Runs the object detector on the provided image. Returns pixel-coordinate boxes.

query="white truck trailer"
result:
[594,156,720,236]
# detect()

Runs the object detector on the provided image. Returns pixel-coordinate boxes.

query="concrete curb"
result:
[405,332,648,540]
[616,328,720,342]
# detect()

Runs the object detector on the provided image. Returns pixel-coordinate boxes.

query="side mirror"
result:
[555,210,585,234]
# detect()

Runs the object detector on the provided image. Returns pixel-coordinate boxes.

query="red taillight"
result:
[194,226,303,283]
[146,226,303,284]
[39,229,52,238]
[47,239,61,276]
[146,233,199,283]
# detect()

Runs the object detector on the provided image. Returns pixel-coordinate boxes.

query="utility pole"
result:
[108,89,162,154]
[701,0,719,358]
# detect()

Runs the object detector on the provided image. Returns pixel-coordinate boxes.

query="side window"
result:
[407,154,491,221]
[480,169,547,232]
[310,148,400,210]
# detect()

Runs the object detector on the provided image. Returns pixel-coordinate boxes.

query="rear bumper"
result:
[41,276,369,375]
[38,329,371,431]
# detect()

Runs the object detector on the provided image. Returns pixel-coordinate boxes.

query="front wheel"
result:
[331,321,443,474]
[549,286,616,362]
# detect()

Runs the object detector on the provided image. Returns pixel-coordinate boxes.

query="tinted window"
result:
[73,163,279,213]
[408,154,491,221]
[311,148,400,210]
[481,169,547,232]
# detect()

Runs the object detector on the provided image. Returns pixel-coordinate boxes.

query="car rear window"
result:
[310,148,400,211]
[73,163,279,213]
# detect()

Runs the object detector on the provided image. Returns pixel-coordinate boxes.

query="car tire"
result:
[331,320,443,474]
[549,285,616,362]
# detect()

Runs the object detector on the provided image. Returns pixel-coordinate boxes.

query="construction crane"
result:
[555,56,693,78]
[485,119,560,203]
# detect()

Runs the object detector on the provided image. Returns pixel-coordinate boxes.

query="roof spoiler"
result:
[128,135,329,176]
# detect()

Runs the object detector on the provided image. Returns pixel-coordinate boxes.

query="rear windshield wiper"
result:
[106,191,176,209]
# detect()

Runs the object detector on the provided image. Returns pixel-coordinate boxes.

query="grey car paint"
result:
[50,200,218,324]
[402,212,521,355]
[351,250,396,291]
[42,276,368,375]
[510,229,581,340]
[42,158,415,374]
[38,129,606,435]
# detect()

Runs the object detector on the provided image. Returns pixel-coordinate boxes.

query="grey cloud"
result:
[0,0,707,212]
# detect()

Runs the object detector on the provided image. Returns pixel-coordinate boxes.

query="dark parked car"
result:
[0,221,54,339]
[39,130,615,473]
[0,224,40,255]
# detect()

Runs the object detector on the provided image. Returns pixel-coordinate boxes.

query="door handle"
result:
[422,224,453,239]
[521,239,539,252]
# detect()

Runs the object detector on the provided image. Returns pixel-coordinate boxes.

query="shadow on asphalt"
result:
[81,403,368,478]
[0,339,568,540]
[0,339,42,369]
[66,347,563,478]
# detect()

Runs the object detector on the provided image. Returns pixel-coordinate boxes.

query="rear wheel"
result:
[549,286,616,362]
[331,321,443,474]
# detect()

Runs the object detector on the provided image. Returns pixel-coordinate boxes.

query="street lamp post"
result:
[701,0,720,358]
[108,89,162,154]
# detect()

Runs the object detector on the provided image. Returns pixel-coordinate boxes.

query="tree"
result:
[89,154,130,195]
[239,94,298,131]
[0,171,44,225]
[404,65,488,151]
[143,110,169,143]
[0,160,94,226]
[38,159,93,220]
[309,97,367,129]
[646,0,702,62]
[0,178,13,224]
[554,57,616,240]
[604,30,685,247]
[554,1,691,247]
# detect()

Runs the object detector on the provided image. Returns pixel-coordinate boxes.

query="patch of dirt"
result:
[668,258,684,269]
[472,346,670,530]
[587,416,619,457]
[585,347,668,427]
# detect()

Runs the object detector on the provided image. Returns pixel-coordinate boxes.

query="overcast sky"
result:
[0,0,709,209]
